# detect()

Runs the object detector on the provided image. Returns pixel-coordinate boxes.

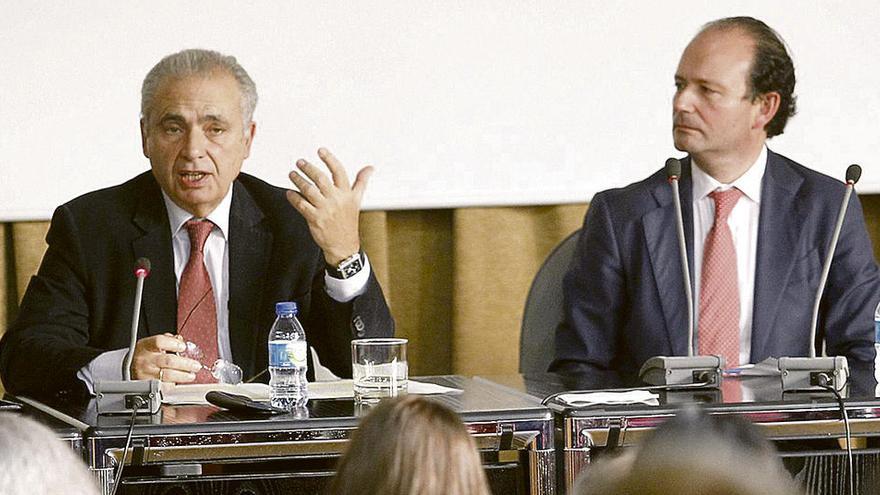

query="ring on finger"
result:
[158,368,165,382]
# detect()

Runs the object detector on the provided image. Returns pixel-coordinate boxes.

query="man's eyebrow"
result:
[675,74,720,86]
[201,114,229,124]
[157,113,186,125]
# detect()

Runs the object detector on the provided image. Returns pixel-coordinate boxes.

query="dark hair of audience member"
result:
[328,395,491,495]
[0,412,100,495]
[574,407,803,495]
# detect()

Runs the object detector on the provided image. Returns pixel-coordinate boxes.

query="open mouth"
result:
[179,171,209,186]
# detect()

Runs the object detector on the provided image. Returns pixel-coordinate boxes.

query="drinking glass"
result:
[351,338,408,403]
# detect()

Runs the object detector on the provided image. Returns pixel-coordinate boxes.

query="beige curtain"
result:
[5,197,880,396]
[0,205,587,394]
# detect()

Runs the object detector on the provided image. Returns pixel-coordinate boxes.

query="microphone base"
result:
[778,356,849,393]
[639,355,724,388]
[95,379,162,415]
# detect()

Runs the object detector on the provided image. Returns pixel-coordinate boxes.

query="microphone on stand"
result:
[639,158,723,388]
[777,165,861,393]
[123,258,150,380]
[95,257,162,415]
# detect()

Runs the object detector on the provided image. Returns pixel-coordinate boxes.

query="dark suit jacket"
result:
[551,151,880,385]
[0,172,394,399]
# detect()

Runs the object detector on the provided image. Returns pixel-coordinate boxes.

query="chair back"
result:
[520,229,580,373]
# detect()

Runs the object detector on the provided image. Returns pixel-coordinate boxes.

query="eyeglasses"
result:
[180,340,243,385]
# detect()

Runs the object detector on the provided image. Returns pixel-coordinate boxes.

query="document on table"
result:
[724,357,781,377]
[554,390,660,407]
[163,379,460,405]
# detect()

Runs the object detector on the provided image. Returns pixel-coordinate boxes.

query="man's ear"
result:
[140,118,150,159]
[753,92,781,132]
[242,121,256,159]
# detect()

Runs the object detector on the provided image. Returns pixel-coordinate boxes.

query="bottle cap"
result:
[275,301,298,315]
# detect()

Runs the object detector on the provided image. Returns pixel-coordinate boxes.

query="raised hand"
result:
[286,147,373,265]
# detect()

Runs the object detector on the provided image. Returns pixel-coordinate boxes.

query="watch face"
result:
[340,258,363,278]
[337,252,363,279]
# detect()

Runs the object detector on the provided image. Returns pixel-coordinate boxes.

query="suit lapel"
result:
[227,181,273,375]
[131,176,177,338]
[750,151,805,360]
[643,159,695,355]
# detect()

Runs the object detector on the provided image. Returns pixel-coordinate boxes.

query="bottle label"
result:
[268,340,308,368]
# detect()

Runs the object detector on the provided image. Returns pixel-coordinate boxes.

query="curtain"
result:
[0,205,588,394]
[5,197,880,396]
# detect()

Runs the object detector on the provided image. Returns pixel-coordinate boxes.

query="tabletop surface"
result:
[6,375,552,436]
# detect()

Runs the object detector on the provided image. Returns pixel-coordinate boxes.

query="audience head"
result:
[329,395,491,495]
[574,407,802,495]
[0,412,100,495]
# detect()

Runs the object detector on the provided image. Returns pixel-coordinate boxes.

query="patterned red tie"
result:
[698,188,743,368]
[178,219,219,383]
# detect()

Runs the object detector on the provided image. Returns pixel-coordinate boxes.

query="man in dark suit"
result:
[0,49,393,399]
[551,17,880,386]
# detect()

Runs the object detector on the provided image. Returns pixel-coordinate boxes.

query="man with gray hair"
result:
[0,49,393,398]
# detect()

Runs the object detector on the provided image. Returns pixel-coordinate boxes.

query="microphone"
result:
[639,158,723,388]
[95,257,161,414]
[778,165,860,392]
[124,257,150,380]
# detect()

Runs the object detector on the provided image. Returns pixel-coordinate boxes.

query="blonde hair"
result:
[0,413,100,495]
[329,395,491,495]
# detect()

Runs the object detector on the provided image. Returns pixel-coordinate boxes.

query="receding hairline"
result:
[143,69,245,119]
[140,49,257,128]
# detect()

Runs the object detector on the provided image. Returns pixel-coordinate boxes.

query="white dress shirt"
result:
[692,146,767,365]
[77,186,371,390]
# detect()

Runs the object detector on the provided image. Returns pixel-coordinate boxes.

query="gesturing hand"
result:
[286,147,373,265]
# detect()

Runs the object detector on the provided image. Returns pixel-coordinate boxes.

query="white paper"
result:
[556,390,660,407]
[725,357,781,377]
[162,383,271,405]
[162,380,459,405]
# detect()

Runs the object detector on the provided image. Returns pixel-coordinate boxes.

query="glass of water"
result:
[351,338,408,403]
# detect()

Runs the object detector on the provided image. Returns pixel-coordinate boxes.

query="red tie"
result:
[698,188,743,368]
[178,219,219,383]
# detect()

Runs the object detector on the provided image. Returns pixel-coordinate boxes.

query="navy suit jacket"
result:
[0,172,394,400]
[551,151,880,385]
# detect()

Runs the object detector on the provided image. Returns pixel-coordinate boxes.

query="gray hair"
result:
[0,413,100,495]
[141,48,258,128]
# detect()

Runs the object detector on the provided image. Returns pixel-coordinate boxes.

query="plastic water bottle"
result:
[875,302,880,391]
[268,301,308,409]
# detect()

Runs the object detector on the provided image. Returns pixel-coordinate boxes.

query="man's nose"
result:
[182,129,207,160]
[672,88,693,114]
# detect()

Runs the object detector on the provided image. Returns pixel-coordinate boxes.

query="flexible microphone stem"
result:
[778,164,859,393]
[95,257,160,415]
[639,159,722,388]
[808,182,854,358]
[669,177,695,357]
[123,273,147,380]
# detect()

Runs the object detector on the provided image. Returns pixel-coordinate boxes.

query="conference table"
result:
[486,364,880,494]
[7,367,880,494]
[9,376,556,495]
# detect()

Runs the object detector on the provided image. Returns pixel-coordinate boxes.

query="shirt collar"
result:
[161,187,233,240]
[691,145,767,204]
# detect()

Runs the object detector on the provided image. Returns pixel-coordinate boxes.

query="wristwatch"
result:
[326,250,365,279]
